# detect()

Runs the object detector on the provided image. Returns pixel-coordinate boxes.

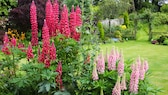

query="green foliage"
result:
[98,0,130,19]
[123,11,130,28]
[152,12,168,25]
[63,0,79,10]
[160,4,168,13]
[0,0,17,16]
[101,41,167,94]
[156,34,168,44]
[114,31,122,41]
[163,39,168,45]
[97,21,105,42]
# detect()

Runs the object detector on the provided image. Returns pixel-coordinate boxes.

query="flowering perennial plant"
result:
[92,63,99,81]
[96,52,105,74]
[92,47,151,95]
[112,76,121,95]
[30,1,38,46]
[26,43,34,61]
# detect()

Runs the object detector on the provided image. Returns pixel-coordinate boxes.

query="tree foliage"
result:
[96,0,131,19]
[0,0,17,16]
[97,21,105,42]
[160,4,168,13]
[9,0,47,31]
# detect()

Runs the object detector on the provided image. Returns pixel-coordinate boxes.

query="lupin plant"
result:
[88,47,155,95]
[30,0,38,46]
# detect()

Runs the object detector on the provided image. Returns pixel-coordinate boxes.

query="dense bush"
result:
[160,4,168,13]
[9,0,47,31]
[114,30,122,41]
[152,12,168,25]
[123,11,129,28]
[163,39,168,45]
[0,0,17,16]
[156,34,168,44]
[97,21,105,42]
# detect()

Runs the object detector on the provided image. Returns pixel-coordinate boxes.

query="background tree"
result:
[98,0,130,19]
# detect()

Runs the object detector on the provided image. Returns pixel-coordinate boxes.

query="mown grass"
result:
[100,41,168,95]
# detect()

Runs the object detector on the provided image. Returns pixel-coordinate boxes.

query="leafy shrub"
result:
[0,0,17,16]
[123,11,129,28]
[9,0,47,31]
[104,37,114,43]
[114,30,122,41]
[152,13,168,25]
[157,34,168,44]
[163,39,168,45]
[97,21,105,42]
[160,4,168,13]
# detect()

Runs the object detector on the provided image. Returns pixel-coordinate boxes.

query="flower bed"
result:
[0,0,159,95]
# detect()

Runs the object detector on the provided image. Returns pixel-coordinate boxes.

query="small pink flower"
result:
[50,6,56,37]
[27,43,34,61]
[45,0,52,36]
[50,42,56,61]
[92,63,99,80]
[1,43,11,55]
[117,56,124,77]
[136,56,141,69]
[144,60,149,72]
[3,32,9,44]
[112,76,121,95]
[76,6,82,27]
[70,5,81,41]
[139,62,145,80]
[30,0,38,46]
[53,0,59,32]
[96,52,105,74]
[108,47,117,70]
[56,61,62,76]
[44,57,50,68]
[129,63,139,94]
[120,73,127,90]
[71,31,80,41]
[38,53,45,63]
[56,61,63,89]
[18,42,26,52]
[60,4,70,37]
[70,6,76,32]
[42,19,50,55]
[11,37,17,47]
[18,42,24,49]
[108,54,116,70]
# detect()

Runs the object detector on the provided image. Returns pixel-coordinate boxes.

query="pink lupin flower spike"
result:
[50,42,56,61]
[30,0,38,46]
[96,52,105,74]
[76,6,82,27]
[92,63,99,80]
[129,63,139,94]
[112,76,121,95]
[27,43,34,61]
[117,54,124,77]
[120,73,127,90]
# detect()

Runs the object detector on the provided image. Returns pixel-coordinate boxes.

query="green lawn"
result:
[100,41,168,95]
